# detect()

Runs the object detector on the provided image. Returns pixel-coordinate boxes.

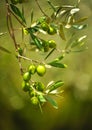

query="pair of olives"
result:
[23,64,46,81]
[41,22,57,35]
[10,0,24,4]
[42,40,56,52]
[28,64,46,76]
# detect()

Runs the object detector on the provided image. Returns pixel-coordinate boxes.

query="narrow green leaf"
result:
[49,80,64,92]
[71,47,88,53]
[34,38,43,51]
[48,62,67,68]
[10,4,26,24]
[47,0,56,12]
[45,96,58,109]
[30,34,43,50]
[72,24,88,30]
[0,46,11,54]
[53,54,65,62]
[65,33,75,49]
[59,24,66,40]
[45,48,55,60]
[31,9,34,23]
[71,35,87,48]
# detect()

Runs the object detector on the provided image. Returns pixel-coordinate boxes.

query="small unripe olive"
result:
[36,82,45,92]
[48,26,57,35]
[18,47,23,55]
[31,96,39,105]
[36,64,46,76]
[48,40,56,48]
[28,64,36,74]
[23,72,31,81]
[42,41,49,52]
[41,22,49,31]
[22,81,30,92]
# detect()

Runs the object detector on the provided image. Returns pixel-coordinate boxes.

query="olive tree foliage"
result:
[0,0,88,111]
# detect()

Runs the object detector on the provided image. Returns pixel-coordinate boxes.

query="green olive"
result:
[36,82,45,92]
[36,64,46,76]
[23,72,31,81]
[48,26,57,35]
[48,40,56,48]
[28,64,36,74]
[18,47,23,55]
[41,22,49,31]
[31,96,39,105]
[42,41,49,52]
[22,81,30,92]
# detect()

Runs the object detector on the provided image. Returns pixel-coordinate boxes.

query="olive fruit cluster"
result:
[41,22,57,35]
[29,82,45,105]
[42,40,56,52]
[10,0,24,4]
[22,64,46,105]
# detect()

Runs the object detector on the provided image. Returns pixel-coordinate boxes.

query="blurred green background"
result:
[0,0,92,130]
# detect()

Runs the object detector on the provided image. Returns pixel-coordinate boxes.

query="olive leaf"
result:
[48,54,67,68]
[45,48,55,60]
[10,4,26,24]
[45,95,58,109]
[48,62,67,68]
[52,54,65,62]
[0,46,11,54]
[59,24,66,40]
[71,35,87,48]
[48,80,64,92]
[72,24,88,30]
[70,8,80,15]
[30,9,34,23]
[47,0,56,12]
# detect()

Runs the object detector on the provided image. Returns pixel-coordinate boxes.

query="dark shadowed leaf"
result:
[45,48,55,60]
[59,24,66,40]
[0,46,11,54]
[31,9,34,23]
[10,4,26,24]
[47,0,56,12]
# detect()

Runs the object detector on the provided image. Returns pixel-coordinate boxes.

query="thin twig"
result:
[35,0,49,17]
[18,54,40,63]
[6,3,18,50]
